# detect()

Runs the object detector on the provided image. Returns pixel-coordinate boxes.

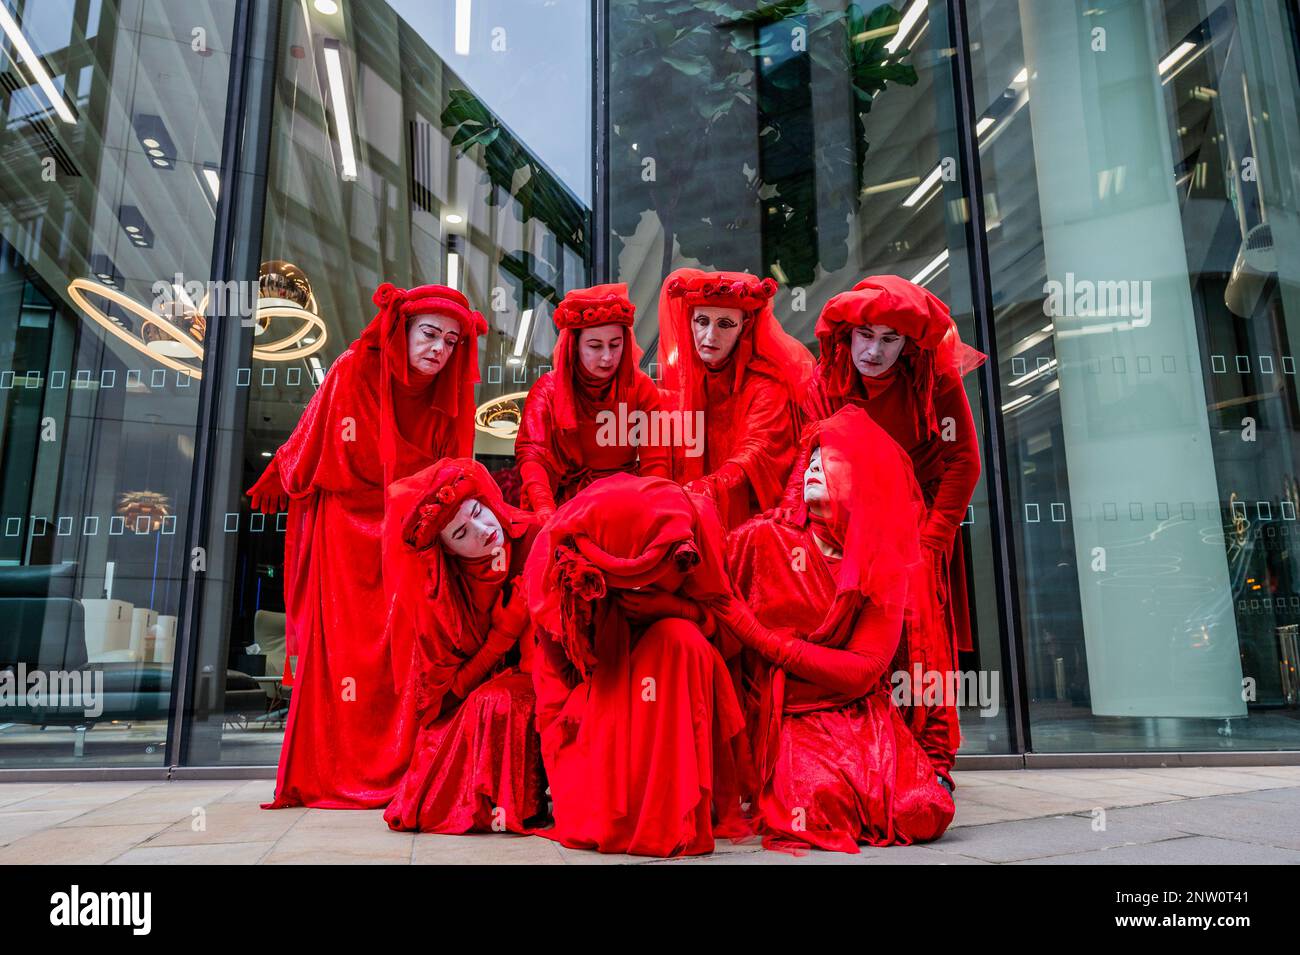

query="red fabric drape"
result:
[253,283,485,810]
[524,474,753,856]
[726,407,953,851]
[381,458,545,834]
[801,275,985,783]
[515,284,669,511]
[657,269,813,528]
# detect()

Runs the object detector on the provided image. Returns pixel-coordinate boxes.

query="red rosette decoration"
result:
[372,282,402,309]
[549,542,607,676]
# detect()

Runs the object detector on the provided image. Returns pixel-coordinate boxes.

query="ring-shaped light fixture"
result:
[475,391,529,438]
[69,276,331,377]
[68,278,206,378]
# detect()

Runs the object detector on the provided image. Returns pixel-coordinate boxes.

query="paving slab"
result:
[1015,834,1300,865]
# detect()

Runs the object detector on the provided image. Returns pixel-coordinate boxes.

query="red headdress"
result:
[357,282,488,476]
[659,268,814,413]
[389,457,532,599]
[524,473,733,678]
[814,275,986,438]
[548,283,642,431]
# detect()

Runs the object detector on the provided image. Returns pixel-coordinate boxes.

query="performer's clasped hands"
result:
[250,267,986,857]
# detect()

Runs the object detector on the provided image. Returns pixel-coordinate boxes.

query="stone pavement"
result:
[0,766,1297,864]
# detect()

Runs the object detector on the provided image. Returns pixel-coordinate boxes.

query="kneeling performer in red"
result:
[722,406,955,851]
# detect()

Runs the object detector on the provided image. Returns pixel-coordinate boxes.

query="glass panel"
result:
[181,0,593,765]
[609,0,1014,755]
[0,0,235,766]
[968,0,1300,751]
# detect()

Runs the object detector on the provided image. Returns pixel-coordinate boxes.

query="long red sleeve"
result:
[449,626,516,700]
[634,375,671,478]
[272,348,383,498]
[919,375,980,551]
[716,374,798,506]
[721,595,901,699]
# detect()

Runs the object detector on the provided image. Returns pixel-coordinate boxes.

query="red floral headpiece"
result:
[663,272,777,313]
[372,281,488,337]
[402,469,477,550]
[552,282,636,331]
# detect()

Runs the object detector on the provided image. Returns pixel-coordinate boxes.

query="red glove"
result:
[684,478,716,502]
[247,457,289,514]
[713,594,888,698]
[614,589,715,636]
[450,621,518,699]
[925,543,949,609]
[490,584,530,641]
[519,460,557,518]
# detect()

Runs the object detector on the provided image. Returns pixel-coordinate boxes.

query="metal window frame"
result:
[165,0,281,768]
[945,0,1033,755]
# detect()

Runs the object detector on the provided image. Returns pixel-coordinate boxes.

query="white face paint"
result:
[850,323,905,377]
[438,497,504,560]
[803,445,828,506]
[577,324,624,381]
[690,305,744,367]
[407,312,460,377]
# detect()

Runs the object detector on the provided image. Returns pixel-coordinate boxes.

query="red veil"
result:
[787,406,925,622]
[739,405,928,783]
[658,269,813,421]
[814,275,986,439]
[361,282,488,480]
[385,458,534,724]
[658,270,813,502]
[547,282,643,431]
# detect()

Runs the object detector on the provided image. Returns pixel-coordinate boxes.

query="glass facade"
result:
[1,0,1297,771]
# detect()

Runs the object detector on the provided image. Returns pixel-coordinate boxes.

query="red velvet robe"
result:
[261,346,464,809]
[515,369,670,504]
[727,512,954,850]
[802,367,979,780]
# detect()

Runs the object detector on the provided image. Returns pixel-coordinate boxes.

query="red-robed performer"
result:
[722,406,954,851]
[657,269,814,529]
[800,275,986,790]
[382,458,545,834]
[525,473,753,856]
[249,282,487,809]
[515,283,669,520]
